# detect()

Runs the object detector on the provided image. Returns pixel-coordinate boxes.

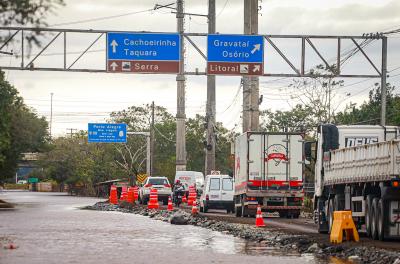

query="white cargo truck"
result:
[311,124,400,240]
[234,132,304,218]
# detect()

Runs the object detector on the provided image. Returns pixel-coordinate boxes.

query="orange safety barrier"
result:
[330,211,359,243]
[147,189,159,209]
[191,200,198,215]
[120,186,128,201]
[255,205,266,227]
[133,186,139,202]
[126,187,135,203]
[187,186,196,206]
[167,196,174,211]
[109,185,118,205]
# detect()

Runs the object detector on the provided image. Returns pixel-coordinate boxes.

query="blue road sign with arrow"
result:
[207,34,264,76]
[88,123,127,143]
[106,32,180,74]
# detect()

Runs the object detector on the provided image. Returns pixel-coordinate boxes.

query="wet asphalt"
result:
[0,191,336,264]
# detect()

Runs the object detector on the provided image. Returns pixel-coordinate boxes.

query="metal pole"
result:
[381,37,387,126]
[205,0,216,175]
[50,92,53,139]
[146,135,151,176]
[176,0,187,171]
[150,101,155,176]
[250,0,259,131]
[242,0,259,132]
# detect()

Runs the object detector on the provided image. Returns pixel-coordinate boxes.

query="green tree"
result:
[0,72,49,182]
[335,83,400,126]
[260,65,344,135]
[0,0,65,48]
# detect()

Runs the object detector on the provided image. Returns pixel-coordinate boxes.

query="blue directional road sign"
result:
[107,32,180,74]
[88,123,127,143]
[207,34,264,76]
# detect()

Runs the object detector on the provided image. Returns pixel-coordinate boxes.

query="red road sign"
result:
[107,60,179,74]
[207,62,263,76]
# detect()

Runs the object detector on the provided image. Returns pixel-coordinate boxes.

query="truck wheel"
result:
[334,194,345,211]
[328,198,335,234]
[371,197,379,240]
[378,198,385,241]
[241,205,249,217]
[317,199,329,234]
[279,211,288,218]
[235,206,242,217]
[365,195,373,237]
[292,210,300,219]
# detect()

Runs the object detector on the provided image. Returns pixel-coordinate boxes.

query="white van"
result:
[174,171,204,194]
[199,174,234,214]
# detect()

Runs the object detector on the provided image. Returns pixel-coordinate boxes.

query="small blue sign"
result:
[107,32,180,61]
[208,34,264,63]
[88,123,127,143]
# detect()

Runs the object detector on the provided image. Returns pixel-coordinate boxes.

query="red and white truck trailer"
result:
[234,132,304,218]
[311,124,400,240]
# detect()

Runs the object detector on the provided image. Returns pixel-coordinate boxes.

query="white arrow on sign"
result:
[251,44,261,54]
[110,62,118,71]
[253,65,261,72]
[110,40,118,53]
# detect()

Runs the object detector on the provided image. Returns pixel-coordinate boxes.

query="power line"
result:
[48,8,155,28]
[216,0,229,18]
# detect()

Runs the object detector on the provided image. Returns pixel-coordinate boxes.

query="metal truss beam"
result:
[0,26,384,79]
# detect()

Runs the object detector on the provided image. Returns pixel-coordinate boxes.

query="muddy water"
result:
[0,191,340,264]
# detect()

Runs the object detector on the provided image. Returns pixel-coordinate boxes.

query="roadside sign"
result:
[28,177,39,183]
[107,32,180,74]
[207,34,264,76]
[88,123,127,143]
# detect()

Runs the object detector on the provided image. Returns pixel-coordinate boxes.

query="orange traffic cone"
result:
[109,185,118,205]
[167,196,173,211]
[187,186,196,206]
[120,186,128,201]
[133,186,139,202]
[191,200,198,215]
[255,205,265,227]
[147,189,159,209]
[127,187,134,203]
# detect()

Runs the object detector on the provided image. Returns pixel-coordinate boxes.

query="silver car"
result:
[139,176,172,205]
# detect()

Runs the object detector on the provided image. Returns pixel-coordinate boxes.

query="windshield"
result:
[148,178,168,185]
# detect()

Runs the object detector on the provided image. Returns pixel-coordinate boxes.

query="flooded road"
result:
[0,191,336,264]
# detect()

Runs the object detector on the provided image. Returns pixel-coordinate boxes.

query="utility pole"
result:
[242,0,260,132]
[66,128,77,138]
[150,101,155,176]
[205,0,216,176]
[50,92,53,138]
[381,36,387,126]
[176,0,187,172]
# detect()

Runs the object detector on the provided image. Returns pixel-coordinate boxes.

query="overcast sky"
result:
[2,0,400,136]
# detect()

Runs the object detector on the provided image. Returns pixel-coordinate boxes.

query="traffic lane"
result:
[0,191,320,264]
